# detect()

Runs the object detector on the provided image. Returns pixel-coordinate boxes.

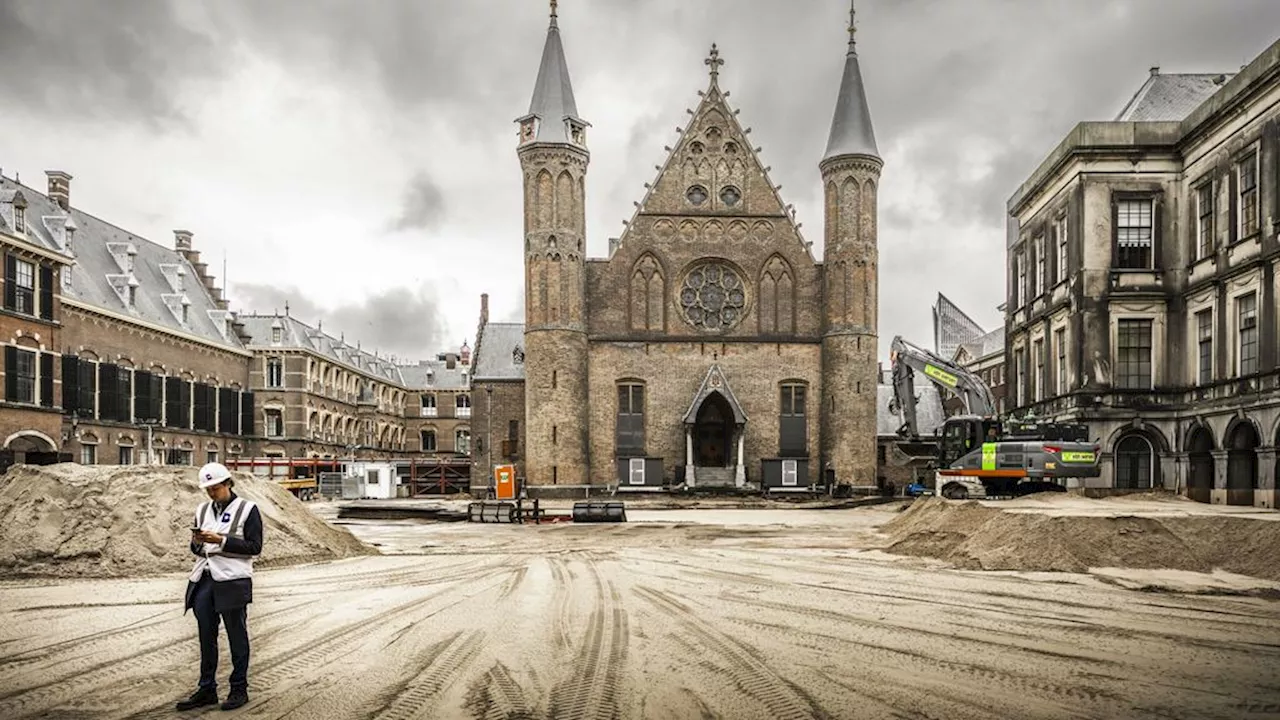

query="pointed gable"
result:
[683,364,748,424]
[516,4,589,147]
[614,44,811,259]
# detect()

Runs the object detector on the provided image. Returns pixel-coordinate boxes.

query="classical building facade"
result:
[1005,40,1280,506]
[2,171,253,468]
[471,3,882,495]
[2,169,473,474]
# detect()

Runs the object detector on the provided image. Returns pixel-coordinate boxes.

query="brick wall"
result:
[469,380,525,492]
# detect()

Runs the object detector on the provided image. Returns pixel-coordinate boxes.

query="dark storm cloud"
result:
[0,0,217,124]
[390,172,447,232]
[234,283,446,361]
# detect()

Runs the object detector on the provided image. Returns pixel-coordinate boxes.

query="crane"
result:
[889,335,1101,500]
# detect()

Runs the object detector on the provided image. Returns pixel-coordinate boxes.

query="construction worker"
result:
[175,463,263,712]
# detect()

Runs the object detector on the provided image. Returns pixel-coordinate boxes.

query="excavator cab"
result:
[937,415,1001,468]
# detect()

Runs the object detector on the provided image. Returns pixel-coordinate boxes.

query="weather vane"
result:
[705,43,724,84]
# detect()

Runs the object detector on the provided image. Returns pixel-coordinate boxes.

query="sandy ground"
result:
[2,500,1279,719]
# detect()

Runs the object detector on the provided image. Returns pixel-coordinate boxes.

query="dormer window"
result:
[13,206,24,233]
[512,345,525,364]
[181,303,189,324]
[272,327,282,344]
[127,284,137,308]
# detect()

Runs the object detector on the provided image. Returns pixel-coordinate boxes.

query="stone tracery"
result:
[678,260,747,331]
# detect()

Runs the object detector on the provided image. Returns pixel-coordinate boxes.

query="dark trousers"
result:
[192,573,250,691]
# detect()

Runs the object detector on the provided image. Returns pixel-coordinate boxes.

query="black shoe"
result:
[220,688,248,711]
[175,687,219,710]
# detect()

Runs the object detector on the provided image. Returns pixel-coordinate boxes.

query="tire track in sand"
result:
[368,629,487,720]
[464,661,537,720]
[634,585,831,720]
[548,558,628,720]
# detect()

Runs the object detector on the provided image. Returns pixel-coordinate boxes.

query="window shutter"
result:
[133,370,150,422]
[40,352,53,407]
[1153,196,1163,269]
[3,255,16,311]
[180,381,192,429]
[240,391,254,436]
[4,345,18,401]
[78,361,95,417]
[98,364,118,422]
[62,355,79,412]
[165,377,182,428]
[38,265,54,320]
[1110,198,1119,268]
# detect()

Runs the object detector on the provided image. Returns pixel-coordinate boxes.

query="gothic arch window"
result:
[862,178,878,243]
[678,260,747,332]
[825,181,838,242]
[630,254,665,332]
[759,254,795,334]
[841,177,860,248]
[555,171,574,230]
[536,170,553,229]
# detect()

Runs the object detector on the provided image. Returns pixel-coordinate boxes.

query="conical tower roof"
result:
[519,1,588,145]
[822,0,879,163]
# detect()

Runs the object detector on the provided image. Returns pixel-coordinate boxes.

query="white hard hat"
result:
[197,462,233,489]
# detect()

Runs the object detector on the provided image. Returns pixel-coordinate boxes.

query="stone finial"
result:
[705,43,724,85]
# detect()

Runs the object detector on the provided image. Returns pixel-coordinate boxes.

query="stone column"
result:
[1211,450,1229,505]
[1157,452,1177,491]
[1172,453,1190,496]
[685,428,696,488]
[735,429,746,487]
[1256,447,1277,509]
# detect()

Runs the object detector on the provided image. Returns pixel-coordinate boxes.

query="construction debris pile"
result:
[881,495,1280,581]
[0,464,374,579]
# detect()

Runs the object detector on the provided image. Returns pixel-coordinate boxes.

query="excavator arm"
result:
[889,335,997,440]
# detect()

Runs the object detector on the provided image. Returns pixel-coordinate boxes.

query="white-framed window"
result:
[4,346,36,403]
[1054,327,1067,395]
[1032,338,1045,402]
[1014,252,1026,308]
[1116,319,1153,389]
[119,446,134,465]
[1195,309,1213,385]
[1054,215,1068,283]
[267,357,283,388]
[1195,180,1214,259]
[6,255,35,315]
[420,429,436,452]
[1115,198,1154,269]
[1237,292,1257,376]
[1035,235,1046,297]
[455,428,471,455]
[1237,151,1259,239]
[265,408,283,437]
[1014,347,1026,406]
[455,393,471,418]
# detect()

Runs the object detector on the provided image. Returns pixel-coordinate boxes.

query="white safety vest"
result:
[188,497,258,583]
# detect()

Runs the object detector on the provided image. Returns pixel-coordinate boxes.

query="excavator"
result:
[888,335,1101,500]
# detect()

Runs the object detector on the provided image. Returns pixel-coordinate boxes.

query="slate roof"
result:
[472,322,526,381]
[0,174,244,352]
[238,313,403,383]
[822,5,879,161]
[956,326,1005,364]
[398,359,470,391]
[519,9,586,144]
[1114,72,1232,122]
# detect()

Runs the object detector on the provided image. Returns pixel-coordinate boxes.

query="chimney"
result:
[174,229,193,252]
[446,353,457,370]
[46,170,72,211]
[1149,66,1160,76]
[480,293,489,326]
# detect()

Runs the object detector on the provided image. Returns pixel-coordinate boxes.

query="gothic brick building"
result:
[472,2,882,494]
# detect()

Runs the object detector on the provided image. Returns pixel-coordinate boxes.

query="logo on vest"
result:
[221,512,231,522]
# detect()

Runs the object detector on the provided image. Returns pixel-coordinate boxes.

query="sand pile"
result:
[881,496,1280,581]
[0,463,374,579]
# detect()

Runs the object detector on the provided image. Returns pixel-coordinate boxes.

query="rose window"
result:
[720,186,741,207]
[679,262,747,331]
[687,185,708,206]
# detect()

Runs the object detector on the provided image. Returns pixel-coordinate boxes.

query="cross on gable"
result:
[705,43,724,84]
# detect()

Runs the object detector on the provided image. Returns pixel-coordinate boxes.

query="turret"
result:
[820,0,882,489]
[518,0,591,488]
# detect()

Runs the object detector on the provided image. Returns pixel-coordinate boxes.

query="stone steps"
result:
[693,466,737,487]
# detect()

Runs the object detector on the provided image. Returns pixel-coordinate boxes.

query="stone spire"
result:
[517,0,589,146]
[822,0,879,162]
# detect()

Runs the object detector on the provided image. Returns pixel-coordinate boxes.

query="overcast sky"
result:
[2,0,1276,362]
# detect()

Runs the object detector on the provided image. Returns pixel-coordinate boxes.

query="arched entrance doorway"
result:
[1186,426,1214,504]
[693,392,734,467]
[1,431,60,472]
[1114,434,1155,489]
[1226,422,1259,506]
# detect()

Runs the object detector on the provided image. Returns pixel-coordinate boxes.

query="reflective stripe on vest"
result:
[189,497,257,582]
